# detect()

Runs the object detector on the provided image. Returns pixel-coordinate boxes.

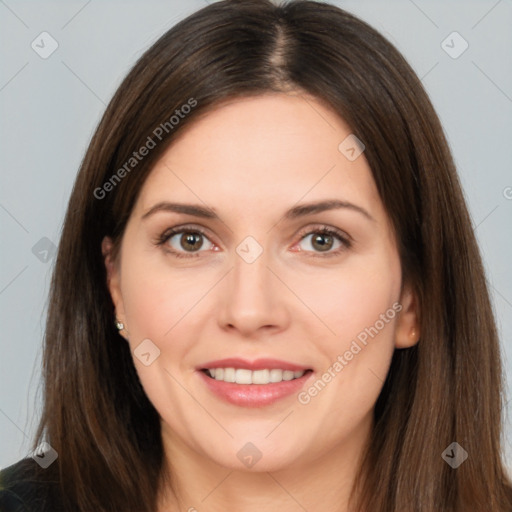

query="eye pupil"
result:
[181,232,203,251]
[167,228,342,257]
[312,233,333,252]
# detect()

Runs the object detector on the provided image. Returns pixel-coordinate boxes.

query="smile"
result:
[196,358,314,407]
[202,368,308,384]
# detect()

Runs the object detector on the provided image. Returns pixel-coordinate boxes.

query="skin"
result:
[102,92,420,512]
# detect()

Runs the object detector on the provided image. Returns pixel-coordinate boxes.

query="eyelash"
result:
[154,224,352,259]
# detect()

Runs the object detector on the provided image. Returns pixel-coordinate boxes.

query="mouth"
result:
[201,367,312,384]
[196,358,314,407]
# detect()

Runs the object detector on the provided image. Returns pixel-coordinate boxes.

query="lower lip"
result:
[198,370,313,407]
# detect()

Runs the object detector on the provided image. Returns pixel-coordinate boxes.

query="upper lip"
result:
[198,358,312,372]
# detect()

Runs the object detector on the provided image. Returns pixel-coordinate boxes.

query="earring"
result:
[115,319,124,331]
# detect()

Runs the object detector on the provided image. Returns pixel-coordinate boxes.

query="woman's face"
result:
[104,93,419,473]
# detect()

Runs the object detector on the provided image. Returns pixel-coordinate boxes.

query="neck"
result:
[156,413,373,512]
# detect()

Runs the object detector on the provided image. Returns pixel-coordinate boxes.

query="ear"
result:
[102,236,128,339]
[395,281,420,349]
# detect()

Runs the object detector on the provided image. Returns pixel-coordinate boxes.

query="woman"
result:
[1,0,511,510]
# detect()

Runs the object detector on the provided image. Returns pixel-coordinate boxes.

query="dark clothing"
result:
[0,459,63,512]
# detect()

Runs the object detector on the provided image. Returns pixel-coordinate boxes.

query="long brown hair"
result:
[28,0,512,510]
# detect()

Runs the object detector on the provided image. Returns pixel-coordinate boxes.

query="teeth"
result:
[235,369,252,384]
[223,367,235,382]
[205,367,307,384]
[252,369,269,384]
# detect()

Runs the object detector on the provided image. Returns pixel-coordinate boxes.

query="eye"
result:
[155,224,352,259]
[156,226,216,258]
[294,226,351,257]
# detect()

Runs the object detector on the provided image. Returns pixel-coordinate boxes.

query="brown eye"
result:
[296,227,351,257]
[178,232,204,252]
[158,227,215,257]
[310,233,334,252]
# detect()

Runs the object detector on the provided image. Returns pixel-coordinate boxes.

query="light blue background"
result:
[1,0,511,474]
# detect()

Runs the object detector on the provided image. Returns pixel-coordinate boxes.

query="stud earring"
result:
[115,319,124,331]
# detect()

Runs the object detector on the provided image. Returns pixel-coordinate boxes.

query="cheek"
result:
[293,252,400,420]
[120,254,213,342]
[117,255,207,431]
[295,250,401,347]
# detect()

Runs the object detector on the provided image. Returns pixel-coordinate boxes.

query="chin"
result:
[204,439,305,473]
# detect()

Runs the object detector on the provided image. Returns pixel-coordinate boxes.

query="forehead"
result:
[134,93,382,223]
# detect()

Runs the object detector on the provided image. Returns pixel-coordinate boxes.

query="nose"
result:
[217,248,290,338]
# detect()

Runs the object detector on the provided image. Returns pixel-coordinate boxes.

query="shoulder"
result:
[0,458,63,512]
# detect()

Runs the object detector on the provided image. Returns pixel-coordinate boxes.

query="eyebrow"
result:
[141,199,374,222]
